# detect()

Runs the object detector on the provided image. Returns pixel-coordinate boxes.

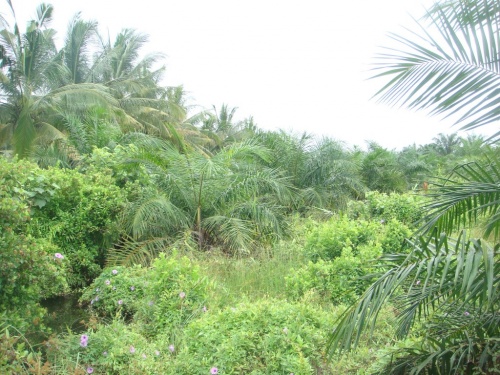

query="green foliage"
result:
[134,253,210,337]
[285,248,371,305]
[329,231,500,374]
[349,191,423,227]
[304,217,379,261]
[48,320,165,375]
[0,325,51,375]
[24,163,127,288]
[171,299,334,374]
[80,266,147,319]
[0,158,69,329]
[80,145,152,188]
[379,219,412,254]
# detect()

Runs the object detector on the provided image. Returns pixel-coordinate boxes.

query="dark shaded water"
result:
[41,294,89,334]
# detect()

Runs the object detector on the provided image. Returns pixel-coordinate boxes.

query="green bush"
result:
[304,217,379,261]
[135,252,210,338]
[286,247,376,305]
[364,191,423,226]
[0,159,69,329]
[170,299,334,374]
[21,162,127,288]
[48,319,167,375]
[379,219,412,253]
[80,266,147,319]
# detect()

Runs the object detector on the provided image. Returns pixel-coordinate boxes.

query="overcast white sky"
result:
[11,0,499,149]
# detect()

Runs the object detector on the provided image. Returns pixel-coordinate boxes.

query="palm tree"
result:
[107,138,296,265]
[0,2,122,158]
[329,1,500,373]
[431,133,462,156]
[360,142,408,193]
[200,104,256,151]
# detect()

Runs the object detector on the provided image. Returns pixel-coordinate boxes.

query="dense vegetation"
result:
[1,0,499,374]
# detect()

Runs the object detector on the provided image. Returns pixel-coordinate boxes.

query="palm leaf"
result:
[373,0,500,142]
[420,157,500,239]
[328,231,499,355]
[106,236,171,267]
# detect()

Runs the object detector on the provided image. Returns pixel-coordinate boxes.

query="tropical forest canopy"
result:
[0,0,499,374]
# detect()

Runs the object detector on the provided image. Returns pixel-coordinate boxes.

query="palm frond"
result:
[202,215,255,254]
[106,236,171,267]
[420,157,500,239]
[328,231,499,355]
[373,0,500,142]
[122,193,189,240]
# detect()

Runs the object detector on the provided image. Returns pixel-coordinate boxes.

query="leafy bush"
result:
[286,247,376,305]
[134,252,210,338]
[170,299,334,374]
[0,159,69,329]
[304,217,379,261]
[80,145,152,188]
[0,324,51,375]
[364,191,423,226]
[379,219,412,253]
[47,319,167,375]
[21,163,127,288]
[80,266,147,319]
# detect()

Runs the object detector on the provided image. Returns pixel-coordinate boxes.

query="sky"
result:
[10,0,499,150]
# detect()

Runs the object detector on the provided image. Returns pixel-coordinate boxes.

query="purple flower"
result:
[169,344,175,353]
[54,253,64,259]
[103,351,108,356]
[130,346,136,354]
[148,301,154,306]
[112,269,118,275]
[464,311,470,316]
[142,353,147,359]
[118,299,123,305]
[130,286,135,291]
[95,296,99,301]
[86,367,94,374]
[210,367,218,374]
[155,350,160,356]
[203,306,208,312]
[105,279,111,285]
[80,335,88,347]
[179,292,186,299]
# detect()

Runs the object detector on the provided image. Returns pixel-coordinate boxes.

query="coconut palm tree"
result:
[329,1,500,373]
[0,2,122,158]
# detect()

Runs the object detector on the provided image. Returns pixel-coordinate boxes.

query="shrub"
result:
[48,319,167,375]
[364,191,423,226]
[379,219,412,253]
[21,163,127,288]
[0,159,69,329]
[134,252,210,338]
[304,217,379,261]
[169,299,334,374]
[286,247,376,305]
[80,266,147,319]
